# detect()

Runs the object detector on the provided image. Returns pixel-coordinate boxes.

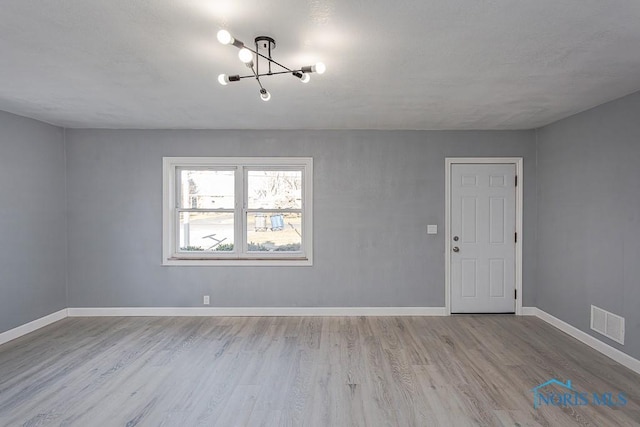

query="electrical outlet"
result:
[203,295,210,305]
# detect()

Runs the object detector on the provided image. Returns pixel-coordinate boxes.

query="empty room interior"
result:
[1,1,640,426]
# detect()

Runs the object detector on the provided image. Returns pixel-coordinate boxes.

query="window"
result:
[163,157,312,266]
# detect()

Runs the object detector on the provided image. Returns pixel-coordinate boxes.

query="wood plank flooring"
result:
[0,315,639,426]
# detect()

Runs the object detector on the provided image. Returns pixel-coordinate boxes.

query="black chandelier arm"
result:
[235,69,306,80]
[241,46,293,73]
[247,65,265,90]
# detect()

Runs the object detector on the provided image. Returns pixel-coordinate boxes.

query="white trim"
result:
[445,160,452,315]
[159,259,313,267]
[533,308,640,375]
[67,307,448,317]
[162,157,313,266]
[521,306,538,316]
[0,309,68,346]
[444,157,524,315]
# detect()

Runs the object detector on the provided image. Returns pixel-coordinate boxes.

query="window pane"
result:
[179,212,234,252]
[247,170,302,209]
[247,212,302,252]
[180,170,234,209]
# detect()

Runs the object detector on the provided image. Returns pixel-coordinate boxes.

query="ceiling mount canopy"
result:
[216,30,326,102]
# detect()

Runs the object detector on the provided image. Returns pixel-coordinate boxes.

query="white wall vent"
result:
[590,305,625,345]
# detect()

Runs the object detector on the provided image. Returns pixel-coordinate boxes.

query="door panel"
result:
[489,258,505,297]
[489,198,505,243]
[451,163,516,313]
[461,259,477,297]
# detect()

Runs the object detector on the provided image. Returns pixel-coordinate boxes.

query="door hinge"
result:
[515,232,517,243]
[515,289,517,300]
[515,175,518,186]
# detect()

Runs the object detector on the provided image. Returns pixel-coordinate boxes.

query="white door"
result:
[450,163,516,313]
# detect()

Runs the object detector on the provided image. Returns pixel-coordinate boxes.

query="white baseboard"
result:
[533,307,640,375]
[0,309,68,346]
[521,306,538,316]
[67,306,448,317]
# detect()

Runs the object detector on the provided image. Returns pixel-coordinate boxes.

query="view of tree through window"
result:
[176,168,304,254]
[247,170,303,252]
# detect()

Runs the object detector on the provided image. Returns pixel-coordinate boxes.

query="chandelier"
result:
[216,30,326,101]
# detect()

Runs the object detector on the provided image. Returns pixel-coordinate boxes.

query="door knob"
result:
[453,246,460,252]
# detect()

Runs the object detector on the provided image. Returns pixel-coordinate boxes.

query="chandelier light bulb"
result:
[217,30,233,45]
[260,89,271,101]
[300,73,311,83]
[238,48,253,64]
[313,62,326,74]
[218,74,229,85]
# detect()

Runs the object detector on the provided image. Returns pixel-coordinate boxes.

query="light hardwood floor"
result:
[0,316,639,426]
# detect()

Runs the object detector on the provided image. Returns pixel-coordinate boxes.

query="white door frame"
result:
[445,157,523,316]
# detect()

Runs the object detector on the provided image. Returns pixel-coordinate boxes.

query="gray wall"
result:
[65,130,537,308]
[0,111,67,334]
[537,90,640,359]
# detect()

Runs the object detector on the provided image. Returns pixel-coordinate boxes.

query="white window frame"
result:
[163,157,313,266]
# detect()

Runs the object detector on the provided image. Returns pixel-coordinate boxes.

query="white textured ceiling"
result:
[0,0,639,129]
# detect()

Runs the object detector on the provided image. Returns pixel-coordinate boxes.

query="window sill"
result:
[162,257,312,267]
